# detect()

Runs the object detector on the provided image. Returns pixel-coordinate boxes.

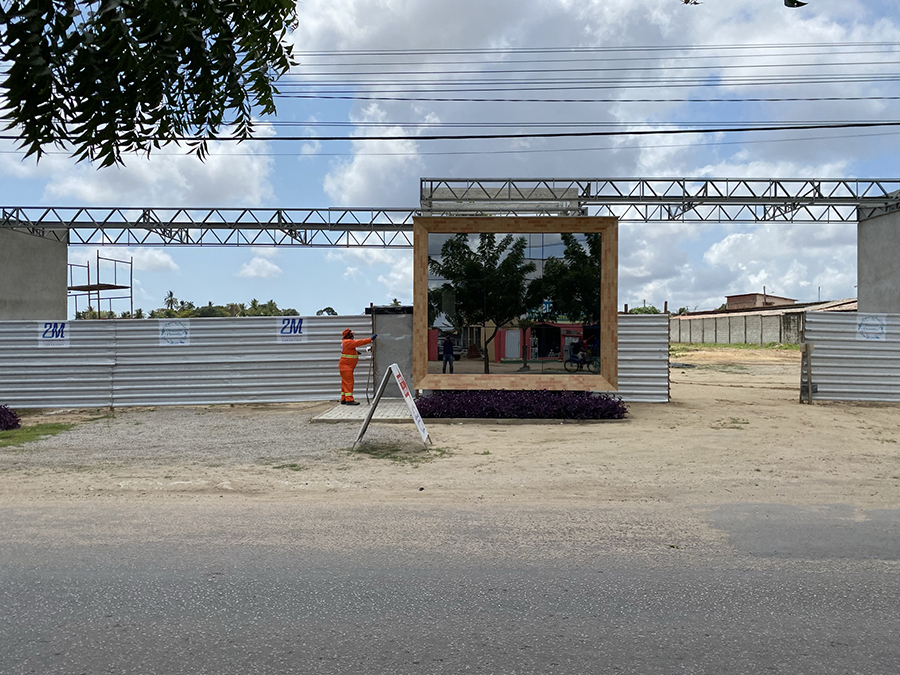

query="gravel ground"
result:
[1,402,422,472]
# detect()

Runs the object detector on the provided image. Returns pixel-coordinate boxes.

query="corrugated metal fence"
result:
[0,314,669,408]
[802,312,900,402]
[0,315,372,408]
[617,314,670,403]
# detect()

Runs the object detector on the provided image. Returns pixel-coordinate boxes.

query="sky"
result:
[1,0,899,318]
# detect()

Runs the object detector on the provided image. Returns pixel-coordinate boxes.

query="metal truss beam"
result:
[421,178,900,223]
[0,207,419,247]
[3,178,898,248]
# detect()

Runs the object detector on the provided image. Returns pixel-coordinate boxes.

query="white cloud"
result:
[377,255,413,302]
[1,125,277,207]
[68,245,179,272]
[237,257,283,279]
[328,248,412,301]
[249,247,280,259]
[322,104,424,206]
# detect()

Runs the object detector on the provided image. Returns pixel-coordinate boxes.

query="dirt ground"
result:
[2,346,899,510]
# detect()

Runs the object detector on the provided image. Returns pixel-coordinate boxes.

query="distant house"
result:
[725,292,795,311]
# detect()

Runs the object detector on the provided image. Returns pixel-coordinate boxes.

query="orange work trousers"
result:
[339,361,358,402]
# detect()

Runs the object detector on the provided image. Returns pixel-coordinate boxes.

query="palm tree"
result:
[164,290,177,311]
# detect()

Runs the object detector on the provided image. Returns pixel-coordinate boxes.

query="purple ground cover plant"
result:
[0,404,22,431]
[415,390,627,420]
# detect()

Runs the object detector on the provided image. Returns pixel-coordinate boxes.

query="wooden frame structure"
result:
[413,216,618,392]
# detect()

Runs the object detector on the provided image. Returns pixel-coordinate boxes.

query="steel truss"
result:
[0,207,419,247]
[2,179,899,247]
[421,178,900,224]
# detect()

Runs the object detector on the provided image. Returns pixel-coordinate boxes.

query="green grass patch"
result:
[0,423,75,450]
[349,442,450,466]
[710,417,750,430]
[695,364,750,374]
[272,463,308,471]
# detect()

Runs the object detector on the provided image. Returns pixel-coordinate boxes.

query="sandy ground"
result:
[2,346,899,512]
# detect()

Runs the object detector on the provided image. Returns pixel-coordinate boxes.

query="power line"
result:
[4,120,899,144]
[258,119,891,129]
[275,90,900,103]
[285,60,900,78]
[3,129,896,159]
[279,75,900,90]
[290,48,900,68]
[289,41,900,56]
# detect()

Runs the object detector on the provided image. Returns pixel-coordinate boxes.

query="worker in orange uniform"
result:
[339,328,376,405]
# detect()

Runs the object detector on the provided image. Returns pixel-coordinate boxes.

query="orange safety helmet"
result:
[342,328,353,338]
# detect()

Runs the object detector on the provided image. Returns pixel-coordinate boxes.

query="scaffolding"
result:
[67,252,133,318]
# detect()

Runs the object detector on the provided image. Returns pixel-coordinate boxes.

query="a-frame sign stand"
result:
[352,363,432,450]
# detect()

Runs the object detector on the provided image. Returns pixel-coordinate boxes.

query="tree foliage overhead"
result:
[0,0,296,166]
[429,233,536,373]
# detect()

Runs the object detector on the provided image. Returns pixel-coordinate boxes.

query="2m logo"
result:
[38,321,69,348]
[277,318,307,343]
[280,318,304,335]
[42,322,66,339]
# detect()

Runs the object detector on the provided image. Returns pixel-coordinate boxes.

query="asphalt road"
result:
[2,501,898,675]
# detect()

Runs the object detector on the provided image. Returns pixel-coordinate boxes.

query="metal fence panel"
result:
[617,315,670,403]
[0,316,373,408]
[0,314,670,407]
[0,320,116,408]
[802,312,900,402]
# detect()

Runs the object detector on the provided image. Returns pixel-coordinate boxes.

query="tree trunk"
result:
[482,326,500,374]
[519,327,531,371]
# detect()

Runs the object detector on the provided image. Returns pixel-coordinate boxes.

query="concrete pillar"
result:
[0,229,68,320]
[858,208,900,313]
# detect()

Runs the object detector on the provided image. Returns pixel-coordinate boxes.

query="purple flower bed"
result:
[0,405,21,431]
[416,390,627,420]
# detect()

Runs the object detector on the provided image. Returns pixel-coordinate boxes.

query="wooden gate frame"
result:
[413,216,618,391]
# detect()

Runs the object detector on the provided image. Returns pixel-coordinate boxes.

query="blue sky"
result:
[1,0,898,317]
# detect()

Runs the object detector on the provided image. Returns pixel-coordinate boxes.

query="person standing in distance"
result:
[339,328,376,405]
[442,335,455,374]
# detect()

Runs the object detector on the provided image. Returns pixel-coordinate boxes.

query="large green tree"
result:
[429,233,536,374]
[0,0,296,166]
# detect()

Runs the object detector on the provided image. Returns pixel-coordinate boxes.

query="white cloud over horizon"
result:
[1,124,278,207]
[237,257,284,279]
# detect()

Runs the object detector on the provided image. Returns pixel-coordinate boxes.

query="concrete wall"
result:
[670,312,805,345]
[0,229,68,320]
[371,308,414,398]
[858,209,900,313]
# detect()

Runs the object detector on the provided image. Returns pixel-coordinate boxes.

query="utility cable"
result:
[3,120,900,144]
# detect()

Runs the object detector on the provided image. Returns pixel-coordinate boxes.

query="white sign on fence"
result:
[856,314,887,342]
[37,321,69,348]
[159,319,190,346]
[277,317,308,343]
